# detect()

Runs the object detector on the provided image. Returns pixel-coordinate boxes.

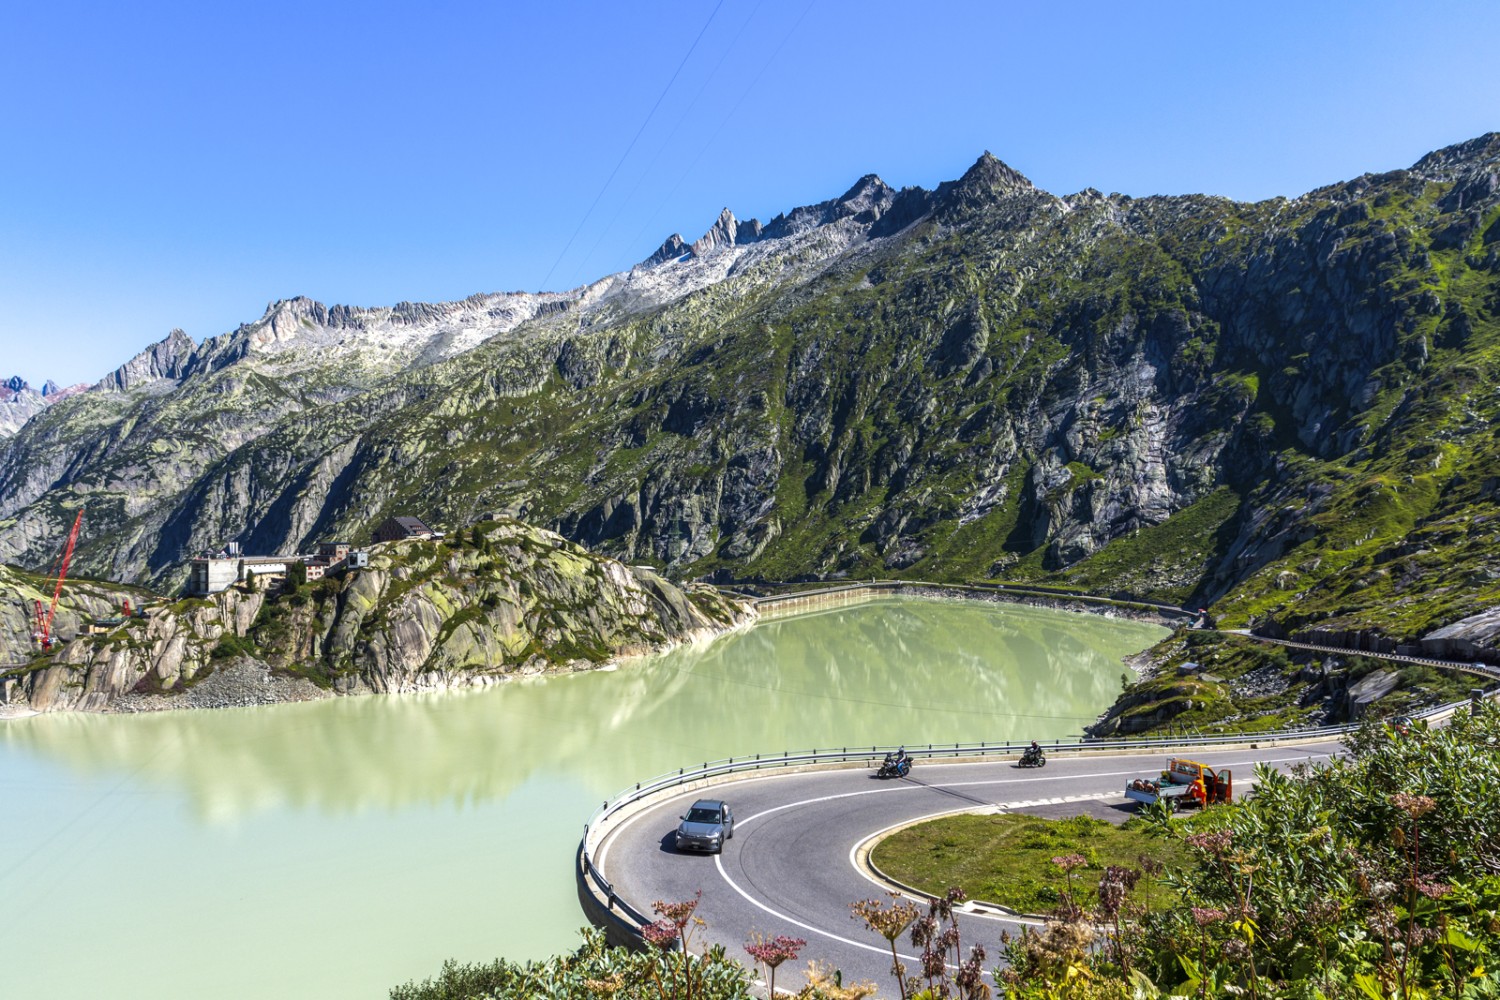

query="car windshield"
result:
[685,808,721,824]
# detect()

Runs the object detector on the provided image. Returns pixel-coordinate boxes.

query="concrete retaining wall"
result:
[755,581,1194,626]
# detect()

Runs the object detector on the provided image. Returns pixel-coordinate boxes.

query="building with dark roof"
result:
[372,516,435,545]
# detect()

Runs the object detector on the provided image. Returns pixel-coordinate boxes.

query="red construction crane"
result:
[31,508,84,651]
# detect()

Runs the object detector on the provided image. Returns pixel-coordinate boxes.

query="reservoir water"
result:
[0,597,1165,998]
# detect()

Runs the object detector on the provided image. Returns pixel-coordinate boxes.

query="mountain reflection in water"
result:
[2,599,1162,821]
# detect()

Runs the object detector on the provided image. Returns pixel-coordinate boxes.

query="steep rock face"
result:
[96,328,196,391]
[1420,608,1500,663]
[13,588,263,712]
[1,520,754,713]
[2,135,1500,652]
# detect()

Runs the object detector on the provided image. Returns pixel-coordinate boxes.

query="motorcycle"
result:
[1018,746,1046,768]
[876,753,912,779]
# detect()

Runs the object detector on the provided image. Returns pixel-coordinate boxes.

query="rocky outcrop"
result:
[1344,668,1400,719]
[1088,681,1211,737]
[1420,609,1500,664]
[641,234,690,267]
[11,588,263,712]
[96,328,195,392]
[1,520,755,714]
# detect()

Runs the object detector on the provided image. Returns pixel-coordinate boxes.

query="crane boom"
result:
[33,509,84,651]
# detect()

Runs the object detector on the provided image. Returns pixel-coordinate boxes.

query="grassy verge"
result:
[871,812,1189,914]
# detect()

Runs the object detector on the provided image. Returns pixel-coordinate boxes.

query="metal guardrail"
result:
[577,693,1491,921]
[580,845,653,927]
[1229,633,1500,680]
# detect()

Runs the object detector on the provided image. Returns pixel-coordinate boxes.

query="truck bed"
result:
[1124,783,1192,805]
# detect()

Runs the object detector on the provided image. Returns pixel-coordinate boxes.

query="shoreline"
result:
[2,587,1174,722]
[0,606,762,721]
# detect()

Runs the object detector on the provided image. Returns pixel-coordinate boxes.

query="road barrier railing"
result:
[577,693,1490,933]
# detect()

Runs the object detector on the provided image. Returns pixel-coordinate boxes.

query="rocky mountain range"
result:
[3,133,1500,657]
[0,376,86,438]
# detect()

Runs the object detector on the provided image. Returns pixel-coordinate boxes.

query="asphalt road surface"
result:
[593,740,1341,992]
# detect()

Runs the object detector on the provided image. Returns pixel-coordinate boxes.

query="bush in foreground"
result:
[388,925,749,1000]
[1001,703,1500,998]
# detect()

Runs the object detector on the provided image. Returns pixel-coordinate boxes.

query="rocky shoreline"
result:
[0,523,758,717]
[2,613,758,719]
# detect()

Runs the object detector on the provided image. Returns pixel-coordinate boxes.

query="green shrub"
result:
[390,928,752,1000]
[1001,703,1500,998]
[210,633,255,660]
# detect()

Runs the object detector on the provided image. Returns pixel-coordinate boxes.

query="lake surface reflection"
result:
[0,597,1164,998]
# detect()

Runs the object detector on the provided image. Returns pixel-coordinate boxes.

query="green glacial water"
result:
[0,597,1164,998]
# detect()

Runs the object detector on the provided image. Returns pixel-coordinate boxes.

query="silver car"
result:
[675,799,734,854]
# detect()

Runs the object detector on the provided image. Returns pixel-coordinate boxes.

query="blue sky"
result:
[4,0,1498,387]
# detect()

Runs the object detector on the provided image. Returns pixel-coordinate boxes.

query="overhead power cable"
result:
[538,0,727,292]
[568,0,770,287]
[624,0,817,260]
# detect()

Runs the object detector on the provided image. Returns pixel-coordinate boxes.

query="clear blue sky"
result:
[3,0,1497,387]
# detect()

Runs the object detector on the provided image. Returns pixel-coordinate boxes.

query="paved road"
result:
[593,740,1340,992]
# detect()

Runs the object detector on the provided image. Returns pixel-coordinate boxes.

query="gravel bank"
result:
[109,657,327,713]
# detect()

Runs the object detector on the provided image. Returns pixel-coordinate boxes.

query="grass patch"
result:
[1045,486,1243,603]
[872,812,1187,914]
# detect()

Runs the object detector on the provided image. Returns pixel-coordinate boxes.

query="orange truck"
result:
[1124,758,1233,810]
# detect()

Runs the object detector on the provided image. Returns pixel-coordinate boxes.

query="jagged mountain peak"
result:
[262,295,323,318]
[837,173,895,207]
[4,375,26,393]
[255,297,333,344]
[690,206,763,256]
[641,233,691,268]
[96,328,196,392]
[1412,132,1500,176]
[954,150,1033,197]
